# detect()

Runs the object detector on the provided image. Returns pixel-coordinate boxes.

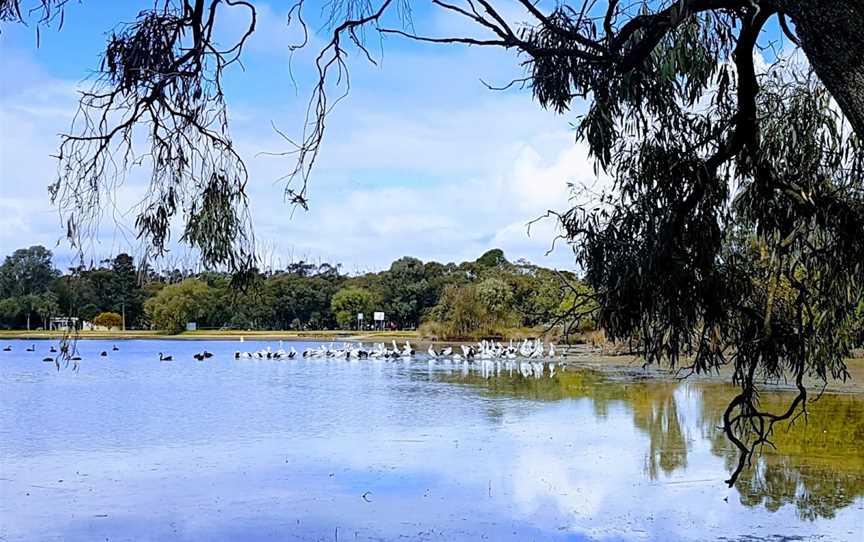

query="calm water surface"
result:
[1,339,862,541]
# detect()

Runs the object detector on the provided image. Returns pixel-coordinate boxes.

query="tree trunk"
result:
[784,0,864,139]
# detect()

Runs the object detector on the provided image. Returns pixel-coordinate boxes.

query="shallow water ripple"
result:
[1,339,862,541]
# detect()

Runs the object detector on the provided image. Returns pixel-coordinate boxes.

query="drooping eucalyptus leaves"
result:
[4,0,864,486]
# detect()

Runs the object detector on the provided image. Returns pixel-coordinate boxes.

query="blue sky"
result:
[0,1,601,273]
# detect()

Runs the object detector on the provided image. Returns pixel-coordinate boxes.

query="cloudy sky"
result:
[0,1,599,273]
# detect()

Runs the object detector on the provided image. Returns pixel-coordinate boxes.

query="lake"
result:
[1,339,862,541]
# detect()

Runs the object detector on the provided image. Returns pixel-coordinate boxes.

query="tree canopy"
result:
[0,245,575,337]
[331,287,377,329]
[3,0,864,486]
[0,246,61,329]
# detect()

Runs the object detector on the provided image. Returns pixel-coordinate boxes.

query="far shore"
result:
[0,328,561,343]
[0,329,421,342]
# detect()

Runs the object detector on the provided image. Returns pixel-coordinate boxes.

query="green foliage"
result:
[9,0,862,492]
[0,297,21,328]
[0,246,59,329]
[558,281,600,334]
[475,248,508,268]
[0,246,584,336]
[109,254,145,326]
[32,292,59,323]
[79,303,101,322]
[144,279,216,334]
[93,311,122,329]
[0,245,58,299]
[427,284,487,338]
[331,287,376,329]
[381,257,432,327]
[266,272,338,330]
[541,9,864,485]
[43,252,149,328]
[427,277,519,339]
[476,277,514,321]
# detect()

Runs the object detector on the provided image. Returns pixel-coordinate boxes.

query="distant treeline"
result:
[0,246,594,337]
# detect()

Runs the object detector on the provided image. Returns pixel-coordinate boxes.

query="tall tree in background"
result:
[0,246,59,329]
[382,257,432,328]
[3,0,863,486]
[109,254,144,328]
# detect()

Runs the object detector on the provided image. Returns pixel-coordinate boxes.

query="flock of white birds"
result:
[233,339,562,379]
[3,338,562,378]
[2,338,563,379]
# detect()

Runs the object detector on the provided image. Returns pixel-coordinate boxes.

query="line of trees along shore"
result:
[0,246,588,337]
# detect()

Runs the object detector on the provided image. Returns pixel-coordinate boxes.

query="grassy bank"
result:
[0,327,559,342]
[0,329,421,341]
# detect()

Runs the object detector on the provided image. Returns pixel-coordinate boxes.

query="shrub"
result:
[330,287,375,329]
[144,279,214,334]
[93,311,122,329]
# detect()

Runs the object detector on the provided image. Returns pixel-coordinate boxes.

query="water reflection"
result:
[444,371,691,480]
[447,369,864,520]
[700,386,864,520]
[1,340,862,541]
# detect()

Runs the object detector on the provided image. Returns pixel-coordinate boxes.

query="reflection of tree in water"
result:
[630,386,689,479]
[700,385,864,520]
[445,369,864,519]
[443,370,689,479]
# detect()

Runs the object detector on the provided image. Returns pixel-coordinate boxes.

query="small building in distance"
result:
[49,317,81,332]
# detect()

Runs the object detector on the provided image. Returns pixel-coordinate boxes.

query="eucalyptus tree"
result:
[296,0,864,488]
[3,0,863,486]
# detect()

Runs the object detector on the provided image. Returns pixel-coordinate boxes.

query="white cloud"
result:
[0,14,596,272]
[238,125,592,269]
